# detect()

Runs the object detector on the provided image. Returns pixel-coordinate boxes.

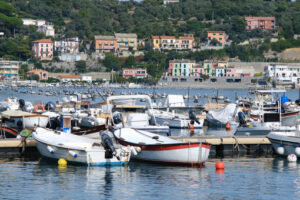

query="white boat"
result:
[2,110,49,129]
[33,127,132,166]
[107,95,169,133]
[114,128,210,166]
[206,103,241,127]
[151,109,204,129]
[267,131,300,157]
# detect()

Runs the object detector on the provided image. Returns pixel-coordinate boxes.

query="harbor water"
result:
[0,157,300,199]
[1,87,300,199]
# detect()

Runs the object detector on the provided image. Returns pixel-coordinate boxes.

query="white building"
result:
[163,0,179,5]
[264,64,300,83]
[55,37,80,54]
[22,18,55,37]
[81,75,92,83]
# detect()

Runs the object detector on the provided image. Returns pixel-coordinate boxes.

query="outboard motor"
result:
[19,99,25,111]
[45,101,56,111]
[100,131,119,160]
[295,99,300,105]
[238,111,247,127]
[112,111,122,125]
[189,109,200,124]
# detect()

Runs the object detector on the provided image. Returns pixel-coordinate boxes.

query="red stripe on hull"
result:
[118,140,211,151]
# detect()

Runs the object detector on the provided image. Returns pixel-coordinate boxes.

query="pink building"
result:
[192,65,204,77]
[245,17,275,30]
[225,67,237,77]
[168,60,175,76]
[32,39,53,60]
[122,68,147,79]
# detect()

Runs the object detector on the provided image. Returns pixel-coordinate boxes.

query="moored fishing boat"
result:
[113,128,210,166]
[33,127,132,166]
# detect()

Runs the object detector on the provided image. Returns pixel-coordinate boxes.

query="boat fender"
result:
[135,146,141,153]
[68,150,78,158]
[277,145,285,155]
[295,146,300,156]
[287,154,297,162]
[130,146,138,155]
[47,146,55,154]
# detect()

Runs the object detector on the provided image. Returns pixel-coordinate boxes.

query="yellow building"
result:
[0,60,20,80]
[152,36,161,49]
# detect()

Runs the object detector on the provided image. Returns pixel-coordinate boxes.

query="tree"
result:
[123,55,136,67]
[210,38,220,46]
[75,60,87,73]
[103,53,119,71]
[28,74,39,81]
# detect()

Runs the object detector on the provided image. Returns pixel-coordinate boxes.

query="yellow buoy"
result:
[58,158,67,166]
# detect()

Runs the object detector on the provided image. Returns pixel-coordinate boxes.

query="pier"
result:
[0,136,273,157]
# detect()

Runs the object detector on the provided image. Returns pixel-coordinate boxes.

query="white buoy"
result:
[276,146,285,155]
[287,154,297,162]
[47,146,55,154]
[68,150,78,158]
[295,146,300,156]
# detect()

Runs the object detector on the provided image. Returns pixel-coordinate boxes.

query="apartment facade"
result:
[168,60,196,76]
[94,35,117,53]
[22,18,55,36]
[32,39,53,60]
[265,64,300,83]
[0,60,20,79]
[207,31,227,46]
[115,33,138,51]
[152,35,194,50]
[55,37,80,53]
[122,68,147,79]
[245,17,275,30]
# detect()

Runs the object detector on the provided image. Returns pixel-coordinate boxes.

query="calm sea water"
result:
[0,157,299,200]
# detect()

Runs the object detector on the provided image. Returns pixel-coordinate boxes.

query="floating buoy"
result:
[295,146,300,156]
[276,145,285,155]
[225,121,230,131]
[287,154,297,162]
[58,158,67,166]
[68,150,78,158]
[215,162,225,169]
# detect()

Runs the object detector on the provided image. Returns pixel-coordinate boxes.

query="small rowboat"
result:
[113,128,210,166]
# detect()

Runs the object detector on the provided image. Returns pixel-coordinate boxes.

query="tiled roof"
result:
[94,35,116,40]
[32,39,52,43]
[114,33,137,38]
[245,16,275,21]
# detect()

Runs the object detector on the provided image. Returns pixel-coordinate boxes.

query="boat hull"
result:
[267,132,300,157]
[155,116,203,129]
[4,115,49,129]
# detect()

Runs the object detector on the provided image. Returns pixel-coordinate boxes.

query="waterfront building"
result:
[264,64,300,83]
[203,61,218,76]
[32,39,53,61]
[55,37,80,54]
[152,35,194,50]
[0,60,20,79]
[27,69,48,80]
[207,31,227,47]
[224,67,237,77]
[163,0,179,5]
[191,65,204,77]
[245,17,275,30]
[58,75,81,82]
[94,35,117,53]
[122,68,147,79]
[115,33,138,51]
[168,60,196,76]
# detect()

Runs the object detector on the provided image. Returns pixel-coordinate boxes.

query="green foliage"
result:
[271,39,300,52]
[27,73,39,81]
[103,53,120,71]
[75,60,87,73]
[254,72,264,77]
[123,56,136,68]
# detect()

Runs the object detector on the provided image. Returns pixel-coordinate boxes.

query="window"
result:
[219,38,222,40]
[156,40,158,44]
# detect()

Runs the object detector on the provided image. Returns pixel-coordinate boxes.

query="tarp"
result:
[164,95,185,107]
[206,104,241,125]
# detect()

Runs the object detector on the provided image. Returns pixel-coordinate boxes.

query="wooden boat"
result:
[1,110,49,129]
[33,127,132,166]
[113,128,210,166]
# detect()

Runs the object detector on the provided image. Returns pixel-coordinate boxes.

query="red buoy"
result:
[189,124,194,131]
[225,121,230,131]
[215,162,225,169]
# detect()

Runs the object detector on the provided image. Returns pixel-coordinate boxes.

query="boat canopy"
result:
[1,110,33,118]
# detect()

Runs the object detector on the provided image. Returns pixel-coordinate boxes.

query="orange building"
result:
[245,17,275,30]
[27,69,48,80]
[94,35,117,53]
[207,31,227,47]
[152,35,194,50]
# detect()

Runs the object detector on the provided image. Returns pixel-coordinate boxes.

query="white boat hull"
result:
[33,128,131,166]
[155,116,204,129]
[4,115,49,129]
[114,128,210,166]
